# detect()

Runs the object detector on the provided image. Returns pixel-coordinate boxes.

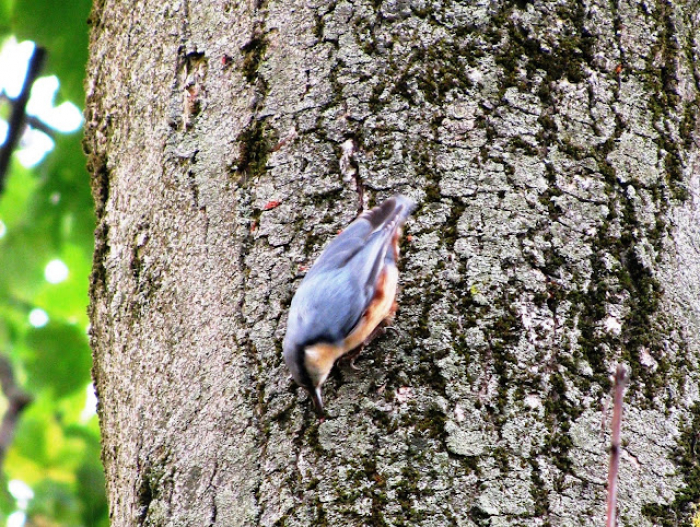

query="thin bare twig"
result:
[0,46,47,193]
[606,364,629,527]
[0,355,32,466]
[24,114,57,139]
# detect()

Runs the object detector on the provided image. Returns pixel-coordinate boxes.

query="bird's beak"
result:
[310,387,324,415]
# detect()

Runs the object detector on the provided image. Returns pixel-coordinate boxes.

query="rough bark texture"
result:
[84,0,700,525]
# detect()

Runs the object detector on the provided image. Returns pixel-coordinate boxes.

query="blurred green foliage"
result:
[0,0,108,525]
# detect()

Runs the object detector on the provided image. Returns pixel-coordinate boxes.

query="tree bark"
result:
[84,0,700,525]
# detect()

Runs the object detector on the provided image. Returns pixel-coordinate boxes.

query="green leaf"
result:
[0,4,12,32]
[76,460,108,527]
[9,408,48,466]
[0,135,94,310]
[0,228,52,303]
[27,478,82,525]
[34,247,91,326]
[40,132,95,250]
[24,321,91,397]
[0,473,15,517]
[0,162,39,228]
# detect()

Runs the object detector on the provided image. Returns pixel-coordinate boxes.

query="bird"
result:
[283,195,416,415]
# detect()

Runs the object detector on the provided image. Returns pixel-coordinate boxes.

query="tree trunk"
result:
[84,1,700,525]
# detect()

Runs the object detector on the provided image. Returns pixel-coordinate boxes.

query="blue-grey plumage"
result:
[283,195,416,414]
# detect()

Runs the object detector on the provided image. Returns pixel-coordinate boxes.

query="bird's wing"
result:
[293,196,415,344]
[306,195,415,282]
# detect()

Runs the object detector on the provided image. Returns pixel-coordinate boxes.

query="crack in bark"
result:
[340,137,365,212]
[231,7,276,525]
[206,459,219,527]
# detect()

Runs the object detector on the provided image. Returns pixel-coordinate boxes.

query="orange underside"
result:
[304,231,403,382]
[342,265,398,352]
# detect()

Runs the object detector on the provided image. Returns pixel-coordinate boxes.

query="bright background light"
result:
[0,120,8,145]
[7,511,26,527]
[81,383,97,422]
[0,37,35,98]
[0,37,83,167]
[16,128,54,168]
[28,308,49,328]
[27,76,83,133]
[8,479,33,503]
[44,259,69,284]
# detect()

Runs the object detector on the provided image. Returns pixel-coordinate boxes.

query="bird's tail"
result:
[361,194,416,235]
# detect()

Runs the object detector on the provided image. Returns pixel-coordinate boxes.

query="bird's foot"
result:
[384,325,399,335]
[342,345,364,371]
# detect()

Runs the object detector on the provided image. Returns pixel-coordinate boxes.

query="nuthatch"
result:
[283,195,416,414]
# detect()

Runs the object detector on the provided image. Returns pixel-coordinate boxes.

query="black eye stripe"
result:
[295,348,314,389]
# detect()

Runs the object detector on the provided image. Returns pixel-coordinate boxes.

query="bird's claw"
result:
[384,325,399,335]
